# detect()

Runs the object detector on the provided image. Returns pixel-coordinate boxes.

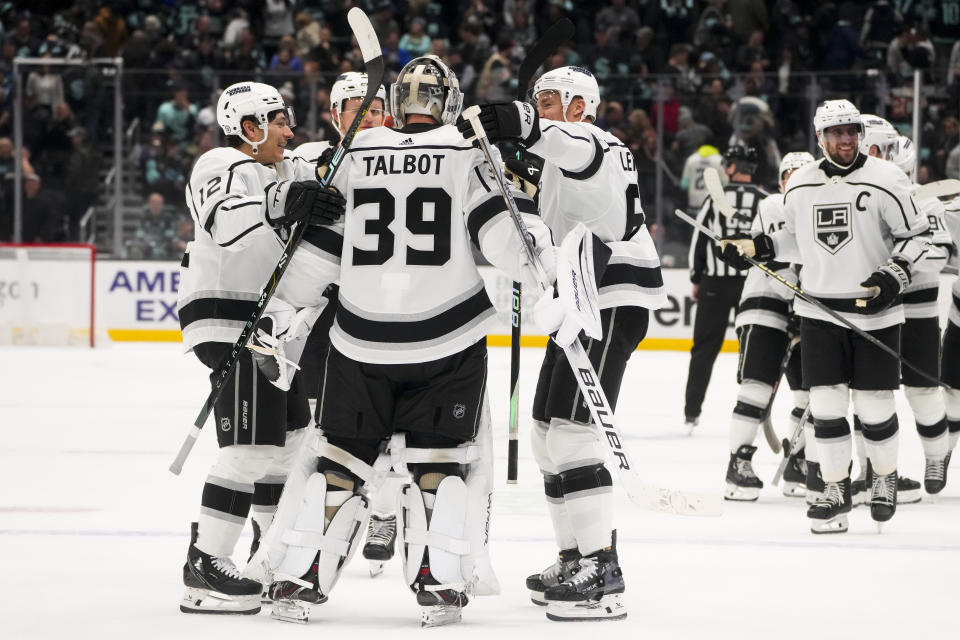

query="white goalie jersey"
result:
[735,193,798,332]
[525,120,666,310]
[770,155,931,331]
[177,146,318,349]
[276,123,546,364]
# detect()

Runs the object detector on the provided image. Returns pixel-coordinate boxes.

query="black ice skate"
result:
[725,445,763,501]
[269,552,328,624]
[896,475,921,504]
[525,547,582,605]
[181,523,262,614]
[414,553,469,628]
[684,415,699,435]
[925,455,948,494]
[805,461,825,506]
[362,513,396,577]
[870,470,898,528]
[851,467,868,507]
[806,477,851,534]
[543,545,627,622]
[781,446,807,498]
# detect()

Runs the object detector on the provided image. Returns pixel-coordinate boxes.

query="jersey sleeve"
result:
[880,169,932,267]
[275,221,343,309]
[186,158,266,250]
[524,120,605,179]
[902,196,952,273]
[769,191,801,263]
[462,147,547,282]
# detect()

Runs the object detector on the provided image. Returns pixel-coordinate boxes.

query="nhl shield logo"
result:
[220,417,231,432]
[453,403,466,419]
[814,203,852,254]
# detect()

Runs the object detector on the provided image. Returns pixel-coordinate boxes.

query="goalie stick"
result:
[465,105,723,517]
[772,403,810,485]
[169,8,385,475]
[506,17,575,484]
[675,207,947,389]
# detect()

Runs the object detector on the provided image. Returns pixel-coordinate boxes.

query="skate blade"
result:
[781,482,806,498]
[420,604,462,627]
[271,599,313,624]
[530,590,548,606]
[180,587,260,615]
[805,491,823,506]
[368,560,386,578]
[809,515,848,534]
[724,482,760,501]
[897,489,922,504]
[545,594,627,621]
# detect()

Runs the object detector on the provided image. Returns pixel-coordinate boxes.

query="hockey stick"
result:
[772,403,810,485]
[759,335,800,454]
[675,208,947,389]
[704,166,764,228]
[465,106,722,517]
[169,8,384,475]
[506,17,575,484]
[916,178,960,200]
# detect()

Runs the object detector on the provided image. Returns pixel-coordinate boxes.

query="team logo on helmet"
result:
[814,203,853,254]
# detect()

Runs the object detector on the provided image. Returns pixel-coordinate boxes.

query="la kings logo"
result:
[814,203,852,254]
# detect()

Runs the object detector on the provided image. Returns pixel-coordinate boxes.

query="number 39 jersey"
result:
[277,123,545,365]
[526,120,666,310]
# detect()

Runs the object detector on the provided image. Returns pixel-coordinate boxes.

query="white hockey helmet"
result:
[330,71,388,136]
[859,114,898,158]
[888,135,917,181]
[217,82,294,154]
[813,99,862,168]
[390,55,462,127]
[778,151,815,179]
[533,65,601,122]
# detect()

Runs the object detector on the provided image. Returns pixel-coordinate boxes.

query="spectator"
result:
[447,46,477,96]
[664,43,696,96]
[270,42,304,73]
[735,29,769,72]
[674,107,713,159]
[887,25,935,82]
[694,0,733,55]
[25,55,65,115]
[660,0,696,46]
[822,5,861,72]
[948,37,960,87]
[0,84,11,137]
[144,137,190,205]
[860,0,902,68]
[154,86,198,144]
[294,11,321,58]
[475,36,514,102]
[93,5,128,56]
[370,2,401,42]
[945,141,960,180]
[595,0,640,46]
[126,192,184,259]
[23,172,68,242]
[264,0,296,41]
[228,27,268,72]
[222,9,249,47]
[399,18,431,58]
[309,23,341,71]
[510,9,538,49]
[63,126,100,239]
[727,0,769,45]
[381,30,411,76]
[934,117,959,179]
[629,26,664,75]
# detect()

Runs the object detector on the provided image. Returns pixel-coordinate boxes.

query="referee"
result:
[684,146,767,429]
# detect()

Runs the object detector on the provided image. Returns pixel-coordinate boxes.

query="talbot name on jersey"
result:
[814,203,852,254]
[362,153,446,176]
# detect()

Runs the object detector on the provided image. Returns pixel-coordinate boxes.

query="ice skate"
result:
[805,461,824,505]
[362,513,396,577]
[870,470,898,527]
[851,468,868,507]
[896,475,921,504]
[415,560,469,628]
[269,553,327,623]
[724,445,762,501]
[684,415,699,435]
[525,548,582,605]
[544,546,627,622]
[780,446,807,498]
[181,523,262,615]
[925,455,948,494]
[807,477,851,534]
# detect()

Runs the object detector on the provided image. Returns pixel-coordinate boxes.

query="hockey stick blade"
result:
[761,336,799,454]
[916,178,960,201]
[674,208,947,389]
[464,108,723,516]
[704,167,736,218]
[169,10,385,476]
[517,18,574,101]
[772,404,810,485]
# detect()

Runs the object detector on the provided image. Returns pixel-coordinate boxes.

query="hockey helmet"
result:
[330,71,388,135]
[722,145,758,175]
[888,135,917,181]
[390,55,463,127]
[533,66,601,122]
[813,99,862,168]
[778,151,815,178]
[217,82,295,154]
[859,114,898,159]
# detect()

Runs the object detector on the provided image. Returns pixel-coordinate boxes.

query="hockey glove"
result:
[456,101,539,145]
[315,145,336,182]
[503,157,541,198]
[717,233,775,268]
[267,181,345,228]
[856,258,911,312]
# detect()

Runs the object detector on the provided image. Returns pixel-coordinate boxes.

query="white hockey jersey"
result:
[902,187,951,319]
[735,193,798,331]
[943,196,960,329]
[276,123,546,365]
[525,120,666,310]
[770,155,931,331]
[177,146,318,349]
[681,149,723,210]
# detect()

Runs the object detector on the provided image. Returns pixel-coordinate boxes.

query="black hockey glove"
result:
[315,145,336,182]
[717,233,775,269]
[503,156,541,198]
[456,101,539,145]
[856,258,911,313]
[268,182,345,228]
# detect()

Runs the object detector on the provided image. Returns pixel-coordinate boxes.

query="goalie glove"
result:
[533,223,610,349]
[503,157,541,199]
[856,258,911,313]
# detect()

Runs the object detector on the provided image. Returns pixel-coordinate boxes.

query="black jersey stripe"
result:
[302,224,344,257]
[219,222,263,248]
[559,135,605,181]
[904,288,939,304]
[350,144,474,153]
[809,294,903,313]
[335,288,494,343]
[600,262,664,289]
[179,296,258,330]
[466,194,536,248]
[738,296,791,316]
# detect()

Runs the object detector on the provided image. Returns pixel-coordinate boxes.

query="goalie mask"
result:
[391,55,463,127]
[217,82,296,154]
[813,99,862,169]
[533,66,601,122]
[859,114,898,159]
[330,71,388,136]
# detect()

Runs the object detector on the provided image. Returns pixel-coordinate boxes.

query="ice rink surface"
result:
[2,343,958,640]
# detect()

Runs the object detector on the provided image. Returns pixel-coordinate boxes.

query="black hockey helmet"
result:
[722,145,758,175]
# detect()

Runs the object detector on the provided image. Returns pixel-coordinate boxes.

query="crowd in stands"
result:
[1,1,959,263]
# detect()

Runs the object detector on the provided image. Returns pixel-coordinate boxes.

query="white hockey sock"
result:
[560,465,614,555]
[804,423,818,464]
[728,380,770,453]
[546,498,578,551]
[852,419,868,475]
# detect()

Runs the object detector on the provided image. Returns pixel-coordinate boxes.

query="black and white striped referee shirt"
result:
[688,182,768,282]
